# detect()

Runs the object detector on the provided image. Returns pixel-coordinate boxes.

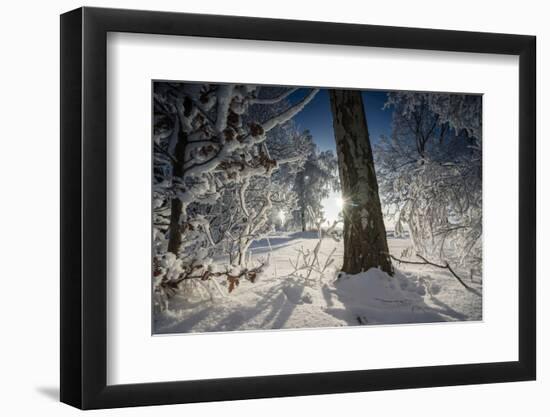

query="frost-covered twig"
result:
[164,260,266,294]
[386,252,476,292]
[288,207,339,284]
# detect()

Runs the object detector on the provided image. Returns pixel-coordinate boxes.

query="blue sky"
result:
[288,88,393,152]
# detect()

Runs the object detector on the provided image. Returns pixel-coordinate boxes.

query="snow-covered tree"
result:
[291,130,339,231]
[153,83,318,306]
[376,91,482,271]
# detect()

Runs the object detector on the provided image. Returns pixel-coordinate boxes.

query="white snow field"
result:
[154,231,482,334]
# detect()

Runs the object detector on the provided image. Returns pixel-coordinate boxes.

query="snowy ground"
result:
[154,231,482,334]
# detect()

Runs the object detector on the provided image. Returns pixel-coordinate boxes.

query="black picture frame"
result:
[60,6,536,410]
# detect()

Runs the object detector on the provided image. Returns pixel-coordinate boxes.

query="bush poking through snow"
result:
[288,207,341,285]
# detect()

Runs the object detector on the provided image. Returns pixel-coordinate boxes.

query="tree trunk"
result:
[167,198,183,254]
[295,171,307,232]
[167,128,188,255]
[329,90,393,275]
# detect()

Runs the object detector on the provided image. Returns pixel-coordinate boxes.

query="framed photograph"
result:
[60,6,536,409]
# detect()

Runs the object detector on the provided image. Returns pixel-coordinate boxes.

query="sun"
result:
[321,191,344,225]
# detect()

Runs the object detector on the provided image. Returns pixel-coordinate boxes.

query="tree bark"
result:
[167,128,188,255]
[167,198,183,255]
[329,90,393,275]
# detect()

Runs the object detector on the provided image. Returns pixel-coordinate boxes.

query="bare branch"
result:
[386,252,478,293]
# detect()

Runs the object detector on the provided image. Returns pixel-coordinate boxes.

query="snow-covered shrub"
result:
[153,83,319,302]
[290,131,339,231]
[376,92,482,272]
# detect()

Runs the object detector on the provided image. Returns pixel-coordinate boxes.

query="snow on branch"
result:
[214,84,234,133]
[262,89,320,132]
[277,156,304,166]
[156,256,266,299]
[249,88,299,105]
